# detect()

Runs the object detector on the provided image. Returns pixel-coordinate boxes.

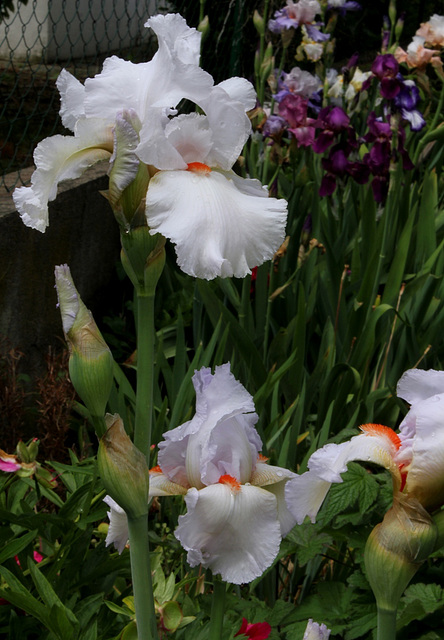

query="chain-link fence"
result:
[0,0,166,191]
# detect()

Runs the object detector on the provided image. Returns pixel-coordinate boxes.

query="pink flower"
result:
[0,455,21,473]
[395,36,442,71]
[416,14,444,48]
[235,618,272,639]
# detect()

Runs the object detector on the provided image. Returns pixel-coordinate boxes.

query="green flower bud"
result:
[394,15,404,42]
[120,226,166,296]
[26,439,39,462]
[388,0,397,28]
[55,265,114,423]
[16,439,38,463]
[98,414,150,519]
[253,10,265,37]
[197,15,210,41]
[364,494,437,612]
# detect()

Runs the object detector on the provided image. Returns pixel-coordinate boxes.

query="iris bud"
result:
[98,414,150,519]
[55,265,114,428]
[364,494,437,612]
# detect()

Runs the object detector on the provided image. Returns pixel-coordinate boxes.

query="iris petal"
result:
[145,169,287,279]
[175,483,281,584]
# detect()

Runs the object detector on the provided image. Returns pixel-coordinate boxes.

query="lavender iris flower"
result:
[263,115,287,137]
[305,24,331,41]
[327,1,361,15]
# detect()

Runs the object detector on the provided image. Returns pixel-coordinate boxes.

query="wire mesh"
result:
[0,0,164,191]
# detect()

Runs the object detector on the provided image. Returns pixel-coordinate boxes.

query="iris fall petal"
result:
[175,483,281,584]
[145,168,287,279]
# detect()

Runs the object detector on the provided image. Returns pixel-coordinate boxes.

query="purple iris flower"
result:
[312,106,350,153]
[278,93,316,147]
[363,111,414,202]
[308,90,323,115]
[393,78,426,131]
[371,54,400,99]
[319,145,369,196]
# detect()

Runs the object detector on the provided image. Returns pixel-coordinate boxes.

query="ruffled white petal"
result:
[285,431,401,524]
[13,119,113,232]
[397,368,444,405]
[175,484,281,584]
[200,86,252,170]
[145,168,287,279]
[146,13,202,66]
[398,393,444,509]
[85,17,213,126]
[56,69,86,132]
[252,462,297,536]
[158,364,260,488]
[104,495,129,554]
[217,77,257,111]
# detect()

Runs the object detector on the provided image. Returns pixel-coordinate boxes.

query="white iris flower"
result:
[13,13,287,280]
[285,368,444,524]
[105,364,296,584]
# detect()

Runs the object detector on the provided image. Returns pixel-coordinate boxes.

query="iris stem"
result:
[134,292,155,463]
[127,514,158,640]
[376,606,397,640]
[209,578,226,640]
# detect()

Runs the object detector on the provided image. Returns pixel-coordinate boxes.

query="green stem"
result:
[209,578,226,640]
[263,262,275,361]
[134,292,155,462]
[376,606,397,640]
[127,514,158,640]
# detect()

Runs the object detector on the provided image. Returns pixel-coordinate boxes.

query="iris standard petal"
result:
[56,69,86,132]
[145,168,287,279]
[158,364,260,488]
[84,45,212,127]
[175,483,281,584]
[397,368,444,405]
[146,13,202,66]
[200,86,253,171]
[217,77,257,111]
[13,119,113,231]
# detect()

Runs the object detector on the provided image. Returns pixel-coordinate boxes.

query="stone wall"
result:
[0,164,122,379]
